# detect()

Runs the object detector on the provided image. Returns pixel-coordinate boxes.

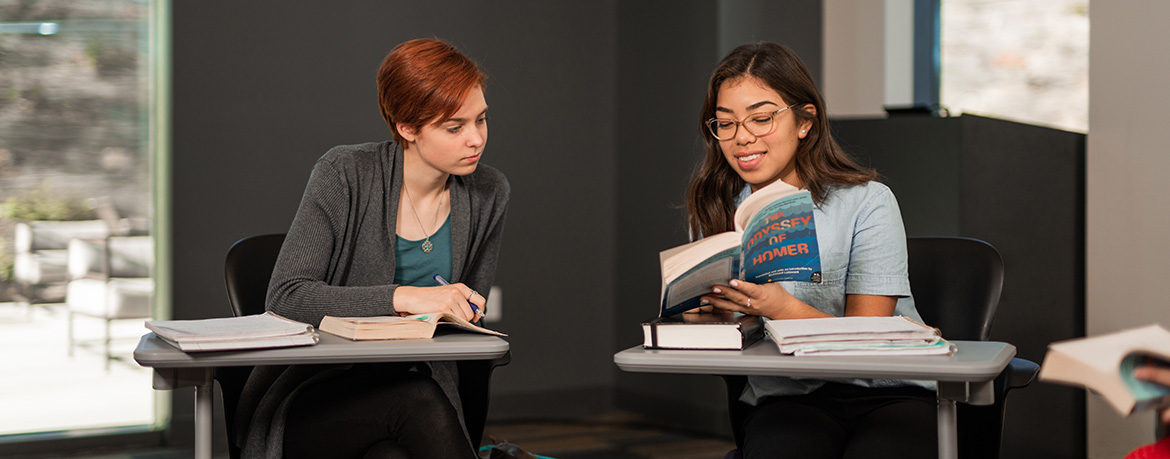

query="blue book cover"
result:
[659,182,822,316]
[739,190,822,284]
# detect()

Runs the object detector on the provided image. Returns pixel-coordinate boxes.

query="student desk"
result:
[134,332,510,459]
[614,340,1014,459]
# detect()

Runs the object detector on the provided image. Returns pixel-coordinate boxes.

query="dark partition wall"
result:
[834,113,1086,459]
[170,1,620,450]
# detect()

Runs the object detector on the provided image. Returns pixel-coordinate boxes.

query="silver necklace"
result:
[402,185,442,253]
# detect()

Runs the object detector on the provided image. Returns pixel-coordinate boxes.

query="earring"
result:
[801,130,806,134]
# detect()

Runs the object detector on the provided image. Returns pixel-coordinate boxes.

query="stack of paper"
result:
[145,311,319,352]
[766,316,953,356]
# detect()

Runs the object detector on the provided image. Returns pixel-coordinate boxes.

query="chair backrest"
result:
[907,237,1003,341]
[220,233,285,459]
[224,234,285,317]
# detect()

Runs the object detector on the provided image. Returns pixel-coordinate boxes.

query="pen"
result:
[433,274,481,315]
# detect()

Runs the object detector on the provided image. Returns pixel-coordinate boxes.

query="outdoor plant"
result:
[0,186,94,221]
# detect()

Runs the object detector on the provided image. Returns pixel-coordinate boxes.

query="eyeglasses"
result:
[706,104,799,141]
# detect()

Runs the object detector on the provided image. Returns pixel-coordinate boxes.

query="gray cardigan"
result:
[235,141,510,458]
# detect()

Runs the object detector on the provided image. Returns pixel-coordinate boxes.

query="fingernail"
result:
[700,298,709,305]
[712,288,722,294]
[730,280,739,287]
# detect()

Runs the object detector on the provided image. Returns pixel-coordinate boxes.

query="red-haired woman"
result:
[235,38,508,459]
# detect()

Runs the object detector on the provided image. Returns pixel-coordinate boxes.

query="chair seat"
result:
[14,249,70,285]
[67,277,154,319]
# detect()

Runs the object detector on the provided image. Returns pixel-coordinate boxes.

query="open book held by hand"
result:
[1039,324,1170,416]
[659,180,822,316]
[319,312,506,340]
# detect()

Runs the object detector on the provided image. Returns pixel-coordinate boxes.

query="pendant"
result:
[421,239,433,253]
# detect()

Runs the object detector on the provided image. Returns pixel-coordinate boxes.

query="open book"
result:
[659,180,822,316]
[319,312,506,340]
[765,316,952,356]
[144,312,319,352]
[1039,324,1170,416]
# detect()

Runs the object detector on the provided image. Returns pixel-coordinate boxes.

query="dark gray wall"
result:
[170,0,618,447]
[834,114,1086,459]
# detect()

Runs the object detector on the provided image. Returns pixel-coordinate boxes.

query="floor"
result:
[481,415,736,459]
[0,302,155,437]
[0,301,736,459]
[34,416,737,459]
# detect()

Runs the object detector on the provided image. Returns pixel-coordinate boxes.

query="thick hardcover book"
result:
[319,312,506,341]
[659,180,822,316]
[1039,324,1170,416]
[641,312,763,350]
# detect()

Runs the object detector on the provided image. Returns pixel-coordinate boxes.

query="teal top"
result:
[394,216,453,287]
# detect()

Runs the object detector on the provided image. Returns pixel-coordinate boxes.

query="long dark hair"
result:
[685,42,877,238]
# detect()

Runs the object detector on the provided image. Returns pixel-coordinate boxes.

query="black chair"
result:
[720,237,1038,458]
[218,234,509,458]
[218,234,284,459]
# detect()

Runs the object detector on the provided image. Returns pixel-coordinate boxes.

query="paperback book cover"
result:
[659,180,822,316]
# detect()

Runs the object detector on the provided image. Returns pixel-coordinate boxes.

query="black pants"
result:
[283,363,475,459]
[741,382,938,459]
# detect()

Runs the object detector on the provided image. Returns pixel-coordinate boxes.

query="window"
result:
[0,0,161,440]
[940,0,1089,132]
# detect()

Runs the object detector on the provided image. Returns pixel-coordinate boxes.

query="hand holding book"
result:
[659,180,821,316]
[1133,364,1170,424]
[1039,324,1170,417]
[700,278,808,320]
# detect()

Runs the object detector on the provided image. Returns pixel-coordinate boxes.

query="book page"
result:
[437,312,507,336]
[662,254,736,315]
[661,232,741,283]
[145,311,315,342]
[733,179,802,232]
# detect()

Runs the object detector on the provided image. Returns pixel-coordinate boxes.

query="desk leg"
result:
[194,368,213,459]
[937,398,958,459]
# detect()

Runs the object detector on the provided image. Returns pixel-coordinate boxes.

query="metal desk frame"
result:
[135,332,509,459]
[614,340,1014,459]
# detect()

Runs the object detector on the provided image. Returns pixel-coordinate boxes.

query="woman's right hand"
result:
[392,285,483,322]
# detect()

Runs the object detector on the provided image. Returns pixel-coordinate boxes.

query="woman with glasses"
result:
[686,42,936,459]
[235,38,508,459]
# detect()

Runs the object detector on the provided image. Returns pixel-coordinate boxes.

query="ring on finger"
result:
[746,298,751,307]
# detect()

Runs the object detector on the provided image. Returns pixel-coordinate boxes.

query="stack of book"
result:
[766,316,953,356]
[145,311,319,352]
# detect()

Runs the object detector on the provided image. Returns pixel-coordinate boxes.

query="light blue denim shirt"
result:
[739,181,932,405]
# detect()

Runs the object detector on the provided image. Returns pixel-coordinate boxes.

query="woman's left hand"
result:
[701,279,806,320]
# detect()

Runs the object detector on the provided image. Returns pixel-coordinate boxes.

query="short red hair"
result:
[377,38,486,145]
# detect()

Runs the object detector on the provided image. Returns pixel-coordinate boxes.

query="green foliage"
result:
[0,187,93,221]
[0,238,11,282]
